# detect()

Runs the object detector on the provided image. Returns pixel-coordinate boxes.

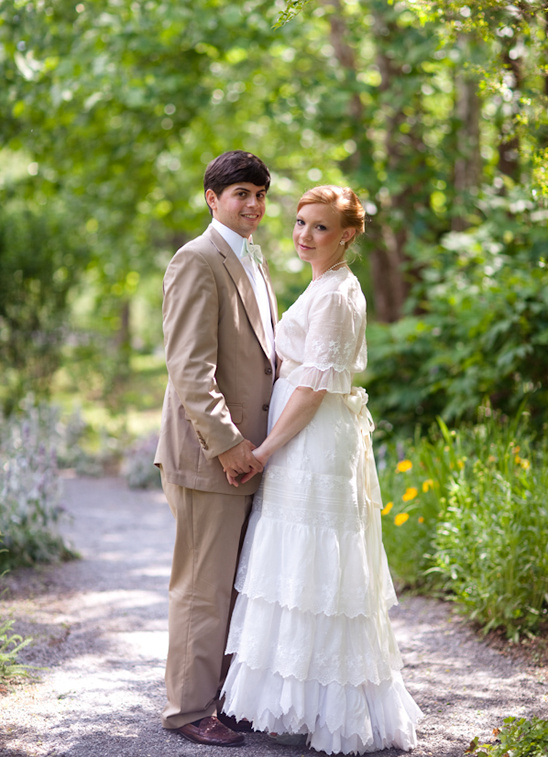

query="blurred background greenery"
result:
[1,0,547,640]
[1,0,547,431]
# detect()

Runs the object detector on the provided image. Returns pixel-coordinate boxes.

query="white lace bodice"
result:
[276,268,367,394]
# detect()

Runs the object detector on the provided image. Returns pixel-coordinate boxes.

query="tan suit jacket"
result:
[154,225,277,495]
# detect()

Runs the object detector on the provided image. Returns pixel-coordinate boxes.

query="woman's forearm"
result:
[256,386,326,463]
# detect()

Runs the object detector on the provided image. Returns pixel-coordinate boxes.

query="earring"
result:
[339,240,345,246]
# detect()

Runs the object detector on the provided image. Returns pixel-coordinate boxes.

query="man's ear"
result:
[205,188,217,213]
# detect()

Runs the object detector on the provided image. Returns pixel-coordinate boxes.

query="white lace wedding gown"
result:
[221,268,422,754]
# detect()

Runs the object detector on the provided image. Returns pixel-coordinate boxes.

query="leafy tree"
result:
[274,0,548,430]
[1,0,546,431]
[0,198,88,412]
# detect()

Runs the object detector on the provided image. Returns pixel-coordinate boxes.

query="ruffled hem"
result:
[235,507,398,618]
[226,594,403,686]
[222,660,423,755]
[283,363,353,394]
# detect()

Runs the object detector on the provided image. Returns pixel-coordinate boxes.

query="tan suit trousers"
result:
[160,470,252,729]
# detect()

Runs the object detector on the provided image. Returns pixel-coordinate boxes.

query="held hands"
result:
[237,445,269,485]
[219,440,264,488]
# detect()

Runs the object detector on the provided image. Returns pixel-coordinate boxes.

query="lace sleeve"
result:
[286,290,366,393]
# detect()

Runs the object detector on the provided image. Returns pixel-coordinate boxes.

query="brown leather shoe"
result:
[217,711,253,732]
[173,716,245,746]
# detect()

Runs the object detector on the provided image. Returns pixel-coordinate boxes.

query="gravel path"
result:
[1,474,546,757]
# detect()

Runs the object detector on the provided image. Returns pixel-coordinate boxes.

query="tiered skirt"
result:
[221,381,422,754]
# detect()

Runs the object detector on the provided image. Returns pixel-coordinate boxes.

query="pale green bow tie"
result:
[242,238,263,265]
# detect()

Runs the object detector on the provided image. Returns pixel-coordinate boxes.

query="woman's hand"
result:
[237,446,269,484]
[221,439,263,487]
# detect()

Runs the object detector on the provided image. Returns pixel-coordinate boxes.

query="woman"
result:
[221,186,422,754]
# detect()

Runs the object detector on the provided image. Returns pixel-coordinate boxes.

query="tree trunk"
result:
[114,299,132,372]
[452,49,482,231]
[498,43,522,182]
[326,1,412,322]
[372,13,413,322]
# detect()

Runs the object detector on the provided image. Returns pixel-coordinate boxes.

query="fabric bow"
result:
[242,238,264,265]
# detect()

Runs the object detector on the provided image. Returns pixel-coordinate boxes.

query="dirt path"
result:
[1,475,546,757]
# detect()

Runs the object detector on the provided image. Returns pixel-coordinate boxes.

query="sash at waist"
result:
[275,369,383,510]
[342,387,383,509]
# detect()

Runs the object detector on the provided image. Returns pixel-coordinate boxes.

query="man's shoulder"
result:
[173,227,228,262]
[177,228,212,254]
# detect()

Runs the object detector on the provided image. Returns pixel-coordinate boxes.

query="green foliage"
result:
[406,0,548,40]
[378,412,548,639]
[0,200,88,413]
[275,0,313,28]
[466,716,548,757]
[367,186,548,434]
[0,616,33,683]
[0,0,547,442]
[0,399,76,572]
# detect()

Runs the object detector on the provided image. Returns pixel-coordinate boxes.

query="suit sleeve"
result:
[162,248,244,459]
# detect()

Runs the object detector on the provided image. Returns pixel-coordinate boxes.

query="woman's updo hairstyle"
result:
[297,185,365,251]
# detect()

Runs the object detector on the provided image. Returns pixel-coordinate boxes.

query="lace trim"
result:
[235,507,398,618]
[226,594,403,686]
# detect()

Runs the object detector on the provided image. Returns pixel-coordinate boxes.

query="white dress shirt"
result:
[210,219,275,369]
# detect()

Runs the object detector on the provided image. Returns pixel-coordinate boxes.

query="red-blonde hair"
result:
[297,185,365,250]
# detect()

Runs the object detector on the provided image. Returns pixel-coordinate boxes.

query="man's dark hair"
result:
[204,150,271,203]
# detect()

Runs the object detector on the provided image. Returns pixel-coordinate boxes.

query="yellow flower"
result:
[488,455,497,463]
[381,501,394,515]
[520,459,530,470]
[394,513,409,526]
[396,459,413,473]
[457,459,464,470]
[512,445,520,454]
[402,487,418,502]
[422,479,434,492]
[418,516,425,524]
[515,455,521,465]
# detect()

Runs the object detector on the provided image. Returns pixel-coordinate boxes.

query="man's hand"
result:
[219,440,263,487]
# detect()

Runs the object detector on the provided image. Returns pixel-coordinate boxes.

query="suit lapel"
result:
[208,228,273,361]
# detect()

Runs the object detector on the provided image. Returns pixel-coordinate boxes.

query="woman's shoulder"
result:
[313,268,365,308]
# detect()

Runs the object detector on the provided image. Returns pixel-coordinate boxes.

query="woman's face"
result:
[293,203,354,274]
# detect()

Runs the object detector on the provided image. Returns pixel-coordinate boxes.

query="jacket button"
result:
[262,404,269,411]
[264,366,273,375]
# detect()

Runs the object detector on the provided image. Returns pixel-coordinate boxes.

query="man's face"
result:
[206,182,267,238]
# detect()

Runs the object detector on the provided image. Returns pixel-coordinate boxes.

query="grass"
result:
[0,617,33,684]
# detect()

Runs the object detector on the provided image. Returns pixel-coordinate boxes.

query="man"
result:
[154,150,276,746]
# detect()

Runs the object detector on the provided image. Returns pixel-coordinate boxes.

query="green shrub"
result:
[466,716,548,757]
[0,399,76,572]
[367,186,548,435]
[379,411,548,639]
